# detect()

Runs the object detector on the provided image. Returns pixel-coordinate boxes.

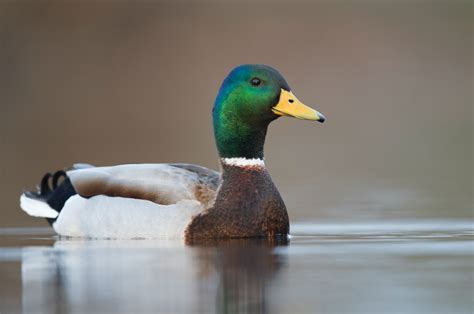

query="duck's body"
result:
[22,163,218,239]
[20,65,325,240]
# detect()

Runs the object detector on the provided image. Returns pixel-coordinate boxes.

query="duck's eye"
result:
[250,78,261,86]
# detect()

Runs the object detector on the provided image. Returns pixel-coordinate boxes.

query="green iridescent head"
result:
[213,64,325,160]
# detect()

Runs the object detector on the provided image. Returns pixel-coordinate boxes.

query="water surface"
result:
[1,221,473,314]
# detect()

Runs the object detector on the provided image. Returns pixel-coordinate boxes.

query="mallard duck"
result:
[20,64,325,240]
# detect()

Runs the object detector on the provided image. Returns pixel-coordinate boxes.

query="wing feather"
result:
[66,163,220,206]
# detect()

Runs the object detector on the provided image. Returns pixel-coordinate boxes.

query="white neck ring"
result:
[221,157,265,168]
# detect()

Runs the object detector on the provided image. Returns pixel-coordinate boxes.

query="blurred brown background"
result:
[0,0,472,227]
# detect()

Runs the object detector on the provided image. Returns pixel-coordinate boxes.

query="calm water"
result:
[0,221,473,314]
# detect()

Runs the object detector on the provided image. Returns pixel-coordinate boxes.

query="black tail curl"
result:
[38,170,68,196]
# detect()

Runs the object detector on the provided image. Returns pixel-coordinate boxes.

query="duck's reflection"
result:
[21,237,288,313]
[192,237,288,314]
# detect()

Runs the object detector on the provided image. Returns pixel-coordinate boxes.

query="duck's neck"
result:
[213,113,269,160]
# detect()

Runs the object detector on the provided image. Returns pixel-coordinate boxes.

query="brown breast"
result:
[184,164,289,241]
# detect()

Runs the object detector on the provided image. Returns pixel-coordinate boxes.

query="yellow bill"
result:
[272,89,325,122]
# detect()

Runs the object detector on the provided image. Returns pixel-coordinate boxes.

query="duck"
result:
[20,64,325,241]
